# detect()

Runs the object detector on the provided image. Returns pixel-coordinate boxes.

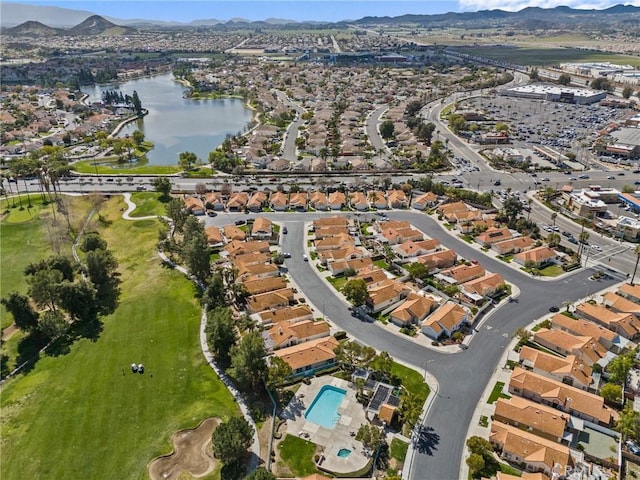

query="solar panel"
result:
[368,384,391,412]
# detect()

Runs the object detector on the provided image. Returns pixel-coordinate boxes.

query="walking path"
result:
[120,193,262,472]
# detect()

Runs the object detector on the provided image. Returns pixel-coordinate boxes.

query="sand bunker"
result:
[148,417,219,480]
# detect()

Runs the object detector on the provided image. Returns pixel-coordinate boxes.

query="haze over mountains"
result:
[1,1,639,32]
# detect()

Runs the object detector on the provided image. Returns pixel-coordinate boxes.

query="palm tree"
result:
[547,233,561,248]
[550,212,557,228]
[631,246,640,286]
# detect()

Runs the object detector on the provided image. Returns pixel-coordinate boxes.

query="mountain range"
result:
[1,1,639,33]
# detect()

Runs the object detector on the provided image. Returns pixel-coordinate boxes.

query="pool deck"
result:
[282,377,370,475]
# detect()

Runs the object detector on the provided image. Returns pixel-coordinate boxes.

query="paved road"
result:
[207,209,618,480]
[274,90,306,162]
[365,105,389,154]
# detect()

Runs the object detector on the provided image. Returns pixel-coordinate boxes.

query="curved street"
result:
[206,209,618,480]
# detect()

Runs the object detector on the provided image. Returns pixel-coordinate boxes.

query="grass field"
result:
[455,46,640,67]
[390,437,409,464]
[391,362,430,404]
[0,195,239,479]
[278,434,318,477]
[129,192,166,217]
[72,159,182,175]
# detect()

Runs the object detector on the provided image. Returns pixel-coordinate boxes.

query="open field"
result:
[72,159,182,175]
[129,192,166,217]
[455,46,640,67]
[0,195,238,479]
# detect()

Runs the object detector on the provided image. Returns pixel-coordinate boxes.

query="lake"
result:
[82,73,254,165]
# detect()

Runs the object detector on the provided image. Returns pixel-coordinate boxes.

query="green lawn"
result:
[72,159,182,175]
[373,259,390,270]
[278,434,318,477]
[391,362,430,404]
[1,196,61,329]
[0,196,239,479]
[390,437,409,464]
[128,192,166,217]
[487,381,511,404]
[326,276,347,292]
[538,264,564,277]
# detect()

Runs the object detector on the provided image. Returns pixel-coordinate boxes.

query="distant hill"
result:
[4,20,60,36]
[67,15,134,36]
[0,2,96,27]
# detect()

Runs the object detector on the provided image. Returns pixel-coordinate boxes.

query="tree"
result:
[58,280,97,321]
[166,198,188,235]
[600,383,623,404]
[38,310,67,339]
[607,351,635,385]
[25,255,74,282]
[131,90,143,115]
[153,177,172,201]
[466,436,493,456]
[501,196,524,228]
[211,416,254,466]
[371,351,393,380]
[591,77,613,91]
[204,271,226,309]
[206,306,237,369]
[178,151,198,171]
[550,212,557,227]
[631,245,640,286]
[616,403,640,441]
[335,340,375,369]
[399,390,423,429]
[28,268,63,313]
[181,217,210,283]
[558,73,571,86]
[514,327,531,342]
[80,232,107,252]
[547,232,561,247]
[466,453,485,475]
[379,120,395,140]
[85,248,118,290]
[230,331,267,390]
[622,86,634,99]
[1,292,39,332]
[266,356,293,390]
[356,423,385,451]
[132,129,145,146]
[342,278,367,306]
[245,468,276,480]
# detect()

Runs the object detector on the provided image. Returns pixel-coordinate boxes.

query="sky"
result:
[12,0,640,22]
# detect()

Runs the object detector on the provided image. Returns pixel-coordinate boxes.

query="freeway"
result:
[205,209,619,480]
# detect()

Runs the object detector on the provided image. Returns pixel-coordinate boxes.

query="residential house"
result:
[387,190,408,209]
[309,191,328,211]
[551,314,630,354]
[246,288,294,313]
[264,320,330,351]
[269,191,289,211]
[367,190,388,210]
[314,225,350,240]
[247,191,268,212]
[222,225,247,242]
[519,346,593,391]
[327,257,373,276]
[390,292,438,327]
[412,191,438,210]
[508,367,616,426]
[318,245,368,264]
[251,217,273,239]
[273,336,339,377]
[313,216,349,229]
[436,264,486,285]
[254,304,314,327]
[289,192,308,211]
[533,328,605,366]
[602,292,640,317]
[355,266,389,288]
[231,252,270,267]
[421,302,469,339]
[236,260,280,281]
[267,158,290,171]
[203,192,225,211]
[453,210,483,233]
[460,273,506,303]
[205,226,224,247]
[242,276,287,296]
[490,422,572,477]
[375,220,411,233]
[619,283,640,304]
[381,227,424,245]
[575,302,640,340]
[315,233,355,252]
[328,191,346,210]
[365,279,409,313]
[225,240,270,257]
[475,227,513,247]
[349,191,368,211]
[514,247,558,268]
[226,192,248,212]
[184,196,205,216]
[394,238,440,260]
[493,396,570,443]
[492,236,535,256]
[436,200,469,219]
[416,249,458,272]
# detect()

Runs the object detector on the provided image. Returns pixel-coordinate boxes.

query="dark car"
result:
[549,306,559,313]
[493,180,501,186]
[561,231,572,237]
[282,226,288,234]
[568,237,578,244]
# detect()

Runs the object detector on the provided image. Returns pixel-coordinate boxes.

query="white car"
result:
[591,245,602,252]
[302,254,308,261]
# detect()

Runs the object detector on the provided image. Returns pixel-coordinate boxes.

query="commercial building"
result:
[500,84,607,105]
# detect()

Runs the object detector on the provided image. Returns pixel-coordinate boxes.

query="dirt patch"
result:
[1,324,18,342]
[148,417,219,480]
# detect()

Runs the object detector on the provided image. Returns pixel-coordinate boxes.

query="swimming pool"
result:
[337,448,352,458]
[304,385,346,429]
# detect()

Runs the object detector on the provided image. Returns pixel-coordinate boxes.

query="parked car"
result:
[627,441,640,455]
[549,306,559,313]
[302,254,308,262]
[282,226,288,234]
